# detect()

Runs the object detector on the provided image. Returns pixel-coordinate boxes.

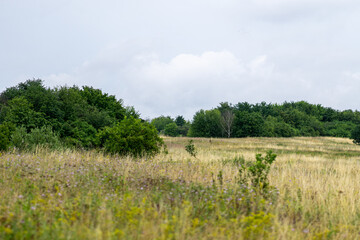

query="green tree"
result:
[0,122,15,151]
[151,116,174,133]
[351,126,360,145]
[97,117,164,157]
[189,109,222,137]
[175,115,186,126]
[164,122,179,137]
[2,97,47,130]
[233,111,264,137]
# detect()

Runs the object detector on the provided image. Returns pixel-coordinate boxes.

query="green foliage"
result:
[0,80,143,152]
[185,140,197,158]
[189,109,222,137]
[2,97,47,131]
[61,120,97,148]
[151,116,174,133]
[0,122,15,151]
[97,117,164,157]
[188,101,360,138]
[239,151,277,190]
[175,115,186,126]
[12,126,62,151]
[351,126,360,145]
[263,116,296,137]
[234,111,264,137]
[164,122,179,137]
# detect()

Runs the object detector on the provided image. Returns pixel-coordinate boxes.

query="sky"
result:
[1,0,360,120]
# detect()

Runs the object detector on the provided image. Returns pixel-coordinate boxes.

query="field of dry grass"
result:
[1,136,360,239]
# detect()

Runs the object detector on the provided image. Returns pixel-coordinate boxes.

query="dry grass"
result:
[1,137,360,239]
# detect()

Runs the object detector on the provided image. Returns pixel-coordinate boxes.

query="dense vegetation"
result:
[0,80,163,156]
[2,79,360,151]
[183,102,360,139]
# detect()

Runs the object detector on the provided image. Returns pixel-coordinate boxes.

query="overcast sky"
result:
[1,0,360,120]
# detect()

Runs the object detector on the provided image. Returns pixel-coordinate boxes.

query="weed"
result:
[185,140,197,158]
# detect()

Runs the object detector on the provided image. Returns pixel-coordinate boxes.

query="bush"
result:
[185,140,197,158]
[164,122,179,137]
[12,125,62,151]
[97,117,164,158]
[238,151,277,191]
[0,122,15,151]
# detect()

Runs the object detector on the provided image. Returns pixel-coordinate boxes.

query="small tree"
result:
[164,122,179,137]
[97,117,164,158]
[185,140,197,158]
[220,109,235,138]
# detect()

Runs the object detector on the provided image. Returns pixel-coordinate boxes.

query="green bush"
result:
[12,126,62,151]
[164,122,179,137]
[97,117,164,158]
[0,122,15,151]
[238,151,277,191]
[185,140,197,158]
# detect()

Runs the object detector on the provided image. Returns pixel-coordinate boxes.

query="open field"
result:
[1,137,360,239]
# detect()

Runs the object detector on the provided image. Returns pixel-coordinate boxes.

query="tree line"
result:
[0,80,163,156]
[152,102,360,139]
[1,80,360,155]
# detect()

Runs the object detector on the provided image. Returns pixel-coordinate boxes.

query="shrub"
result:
[97,117,164,158]
[185,140,197,158]
[12,125,62,151]
[0,122,15,151]
[238,151,277,191]
[164,122,179,137]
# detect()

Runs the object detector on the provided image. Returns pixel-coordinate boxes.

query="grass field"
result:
[1,137,360,239]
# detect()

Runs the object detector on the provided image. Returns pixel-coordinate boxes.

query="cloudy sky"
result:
[1,0,360,119]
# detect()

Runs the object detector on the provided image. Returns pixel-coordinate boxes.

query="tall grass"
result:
[1,137,360,239]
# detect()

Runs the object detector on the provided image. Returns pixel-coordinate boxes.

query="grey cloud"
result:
[1,1,360,120]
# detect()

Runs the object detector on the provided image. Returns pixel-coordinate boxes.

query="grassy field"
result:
[1,137,360,239]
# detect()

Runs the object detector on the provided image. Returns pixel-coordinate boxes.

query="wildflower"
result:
[18,195,23,199]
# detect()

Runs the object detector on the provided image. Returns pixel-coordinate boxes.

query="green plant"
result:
[164,122,179,137]
[351,125,360,145]
[238,151,277,191]
[96,117,164,158]
[185,140,197,158]
[11,125,62,151]
[248,151,277,189]
[0,122,15,151]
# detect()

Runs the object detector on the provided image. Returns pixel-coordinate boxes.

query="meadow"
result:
[1,136,360,239]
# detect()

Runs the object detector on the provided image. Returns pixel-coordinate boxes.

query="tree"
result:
[0,122,15,151]
[151,116,174,133]
[220,109,235,138]
[233,111,264,137]
[351,126,360,145]
[164,122,179,137]
[3,97,47,130]
[189,109,222,137]
[97,117,164,157]
[175,115,186,126]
